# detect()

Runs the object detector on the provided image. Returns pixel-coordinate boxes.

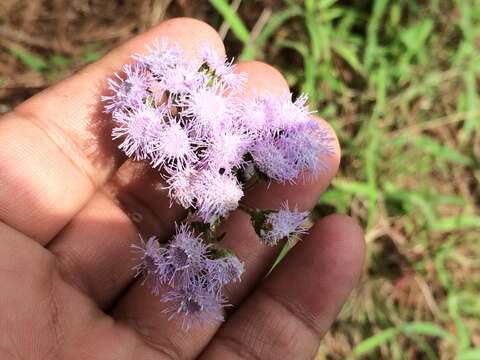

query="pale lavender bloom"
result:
[165,223,211,285]
[164,165,198,208]
[250,134,299,183]
[222,255,244,283]
[112,104,159,160]
[162,280,226,329]
[104,40,333,327]
[277,120,335,180]
[206,255,244,290]
[160,63,207,95]
[193,170,244,224]
[102,62,149,114]
[249,92,333,182]
[134,39,183,80]
[148,114,200,170]
[260,202,309,246]
[179,82,238,135]
[240,96,271,134]
[131,236,164,294]
[202,127,252,172]
[201,43,246,91]
[270,92,312,130]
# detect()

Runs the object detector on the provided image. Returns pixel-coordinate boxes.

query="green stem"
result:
[238,202,254,215]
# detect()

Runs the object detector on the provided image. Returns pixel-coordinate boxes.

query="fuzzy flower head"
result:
[250,133,299,183]
[179,82,237,135]
[193,170,244,224]
[131,236,165,294]
[202,127,252,172]
[276,120,335,180]
[163,223,212,286]
[270,92,312,130]
[164,165,198,208]
[200,43,246,91]
[258,202,310,246]
[162,280,226,330]
[135,39,183,79]
[103,62,149,114]
[240,95,271,134]
[112,104,160,160]
[206,255,244,291]
[159,63,207,95]
[148,114,200,170]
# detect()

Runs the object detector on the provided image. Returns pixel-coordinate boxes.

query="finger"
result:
[0,17,224,245]
[201,214,365,360]
[112,61,340,359]
[48,161,185,309]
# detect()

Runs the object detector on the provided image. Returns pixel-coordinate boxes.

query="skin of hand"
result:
[0,18,365,360]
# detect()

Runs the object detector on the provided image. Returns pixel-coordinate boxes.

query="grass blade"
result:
[209,0,251,43]
[350,328,399,357]
[459,348,480,360]
[9,46,48,72]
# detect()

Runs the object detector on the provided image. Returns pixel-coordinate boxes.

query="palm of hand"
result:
[0,18,364,360]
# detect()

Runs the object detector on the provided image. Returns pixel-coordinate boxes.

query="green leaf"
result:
[351,328,399,357]
[364,0,389,70]
[462,70,479,142]
[83,51,102,63]
[410,135,473,166]
[448,294,471,350]
[459,348,480,360]
[332,42,364,74]
[432,216,480,231]
[248,209,273,239]
[49,55,70,67]
[9,46,48,72]
[333,179,373,197]
[401,322,455,342]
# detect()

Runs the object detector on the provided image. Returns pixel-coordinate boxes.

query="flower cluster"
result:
[132,224,243,328]
[104,40,332,329]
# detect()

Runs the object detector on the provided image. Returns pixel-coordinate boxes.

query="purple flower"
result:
[206,255,244,290]
[103,40,335,329]
[193,170,244,224]
[259,202,309,246]
[112,104,160,160]
[202,127,252,173]
[277,120,335,180]
[159,63,207,95]
[240,96,271,134]
[200,43,246,91]
[248,93,333,183]
[164,165,198,208]
[148,114,200,170]
[134,39,183,80]
[179,82,238,136]
[162,280,226,329]
[250,133,299,183]
[270,92,312,130]
[164,223,211,286]
[131,236,165,294]
[102,62,149,114]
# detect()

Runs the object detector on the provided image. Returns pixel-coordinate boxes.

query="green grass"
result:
[211,0,480,358]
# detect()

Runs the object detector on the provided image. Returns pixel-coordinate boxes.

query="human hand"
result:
[0,18,364,359]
